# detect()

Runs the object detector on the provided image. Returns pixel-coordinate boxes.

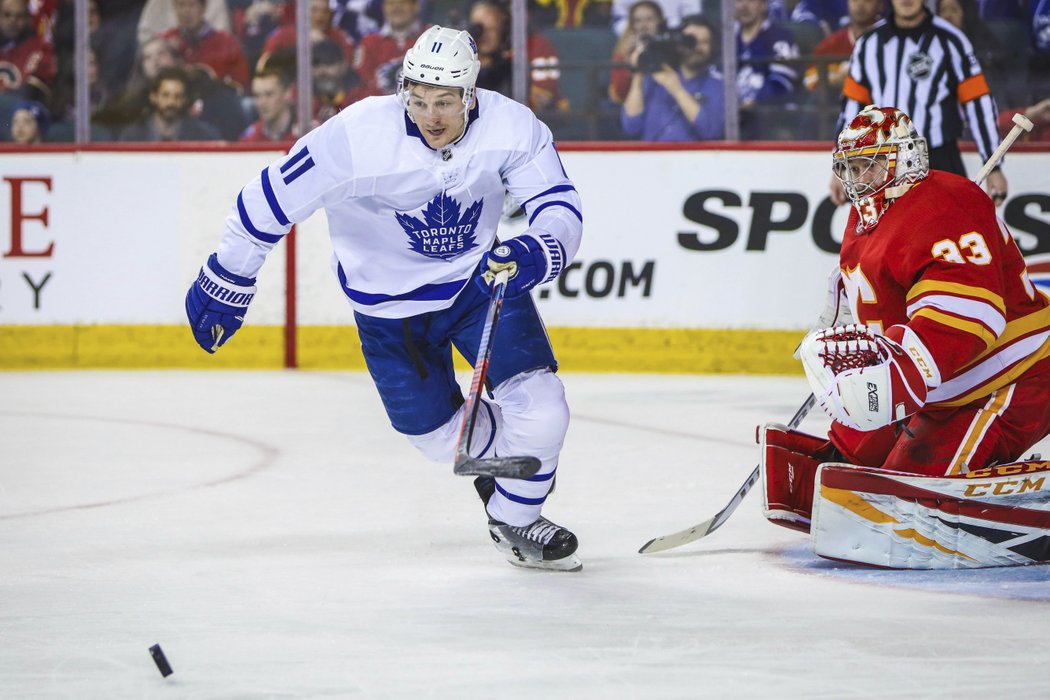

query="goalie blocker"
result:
[761,424,1050,568]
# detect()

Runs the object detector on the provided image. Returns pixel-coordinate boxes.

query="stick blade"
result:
[453,455,542,479]
[638,517,716,554]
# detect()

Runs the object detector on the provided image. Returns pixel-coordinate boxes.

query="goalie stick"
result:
[639,114,1034,555]
[452,269,542,480]
[638,393,816,554]
[973,113,1033,186]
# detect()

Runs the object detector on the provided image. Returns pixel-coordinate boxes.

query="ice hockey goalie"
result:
[760,106,1050,569]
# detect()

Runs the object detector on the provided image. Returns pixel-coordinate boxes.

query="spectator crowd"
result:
[1,0,1047,143]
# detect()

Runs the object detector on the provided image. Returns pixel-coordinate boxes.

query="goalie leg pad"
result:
[761,423,836,533]
[811,460,1050,569]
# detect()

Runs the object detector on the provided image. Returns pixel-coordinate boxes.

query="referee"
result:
[829,0,1009,206]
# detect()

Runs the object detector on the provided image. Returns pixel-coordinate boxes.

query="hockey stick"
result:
[452,269,542,480]
[638,393,816,554]
[973,113,1033,186]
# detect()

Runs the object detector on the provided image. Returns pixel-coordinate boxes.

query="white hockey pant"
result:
[406,368,568,526]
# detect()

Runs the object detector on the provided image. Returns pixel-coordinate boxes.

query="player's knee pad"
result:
[405,398,504,463]
[492,368,568,456]
[761,422,836,533]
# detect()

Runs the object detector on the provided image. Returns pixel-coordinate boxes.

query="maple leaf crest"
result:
[395,192,482,261]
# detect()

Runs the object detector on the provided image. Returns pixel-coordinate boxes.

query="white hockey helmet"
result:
[833,105,929,232]
[399,26,481,118]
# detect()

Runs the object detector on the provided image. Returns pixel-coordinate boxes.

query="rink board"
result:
[1,146,1048,370]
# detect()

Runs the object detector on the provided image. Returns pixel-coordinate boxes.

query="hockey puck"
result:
[149,643,173,677]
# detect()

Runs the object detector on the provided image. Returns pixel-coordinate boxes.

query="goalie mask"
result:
[833,106,929,233]
[399,26,480,123]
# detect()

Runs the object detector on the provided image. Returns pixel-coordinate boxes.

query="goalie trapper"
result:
[811,460,1050,569]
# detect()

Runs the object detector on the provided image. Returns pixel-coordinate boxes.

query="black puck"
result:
[149,643,173,677]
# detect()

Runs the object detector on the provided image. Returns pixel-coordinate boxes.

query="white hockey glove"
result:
[799,324,929,432]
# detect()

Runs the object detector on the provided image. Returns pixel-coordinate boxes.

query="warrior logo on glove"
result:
[185,254,257,354]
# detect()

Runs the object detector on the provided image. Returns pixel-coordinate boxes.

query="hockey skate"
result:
[474,477,582,572]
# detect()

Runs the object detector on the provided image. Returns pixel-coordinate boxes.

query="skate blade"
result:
[505,553,583,572]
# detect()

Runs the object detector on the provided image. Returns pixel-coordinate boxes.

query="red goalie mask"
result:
[833,105,929,232]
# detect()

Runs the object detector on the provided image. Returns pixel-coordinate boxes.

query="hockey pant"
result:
[408,368,568,526]
[830,375,1050,477]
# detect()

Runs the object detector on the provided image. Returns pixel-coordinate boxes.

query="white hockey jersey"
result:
[215,88,584,319]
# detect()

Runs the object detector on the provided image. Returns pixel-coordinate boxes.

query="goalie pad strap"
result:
[811,461,1050,569]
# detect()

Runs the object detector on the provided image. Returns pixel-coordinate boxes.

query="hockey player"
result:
[762,105,1050,568]
[185,26,584,572]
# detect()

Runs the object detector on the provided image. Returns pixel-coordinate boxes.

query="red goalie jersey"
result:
[835,169,1050,473]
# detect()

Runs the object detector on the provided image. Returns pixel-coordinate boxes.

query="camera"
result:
[636,30,697,73]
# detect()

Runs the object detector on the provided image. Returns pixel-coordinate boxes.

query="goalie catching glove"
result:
[185,253,257,353]
[476,231,565,299]
[799,324,930,432]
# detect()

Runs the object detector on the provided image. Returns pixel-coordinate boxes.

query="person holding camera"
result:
[608,0,667,104]
[621,14,725,140]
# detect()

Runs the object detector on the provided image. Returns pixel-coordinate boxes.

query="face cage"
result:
[833,148,895,204]
[397,72,475,125]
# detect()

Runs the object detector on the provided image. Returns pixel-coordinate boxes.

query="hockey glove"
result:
[475,233,561,299]
[185,253,257,353]
[799,324,928,432]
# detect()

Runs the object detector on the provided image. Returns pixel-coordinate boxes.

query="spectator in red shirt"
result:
[350,0,427,99]
[608,0,665,104]
[240,66,298,141]
[258,0,354,72]
[161,0,250,92]
[230,0,291,69]
[311,38,361,122]
[803,0,883,93]
[468,0,567,112]
[0,0,57,102]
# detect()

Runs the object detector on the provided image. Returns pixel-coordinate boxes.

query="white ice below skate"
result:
[495,545,583,572]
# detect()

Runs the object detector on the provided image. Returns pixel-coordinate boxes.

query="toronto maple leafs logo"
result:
[395,193,482,261]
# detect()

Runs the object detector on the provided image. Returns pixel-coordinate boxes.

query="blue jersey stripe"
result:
[495,481,548,506]
[237,192,283,244]
[280,146,310,174]
[337,263,468,305]
[528,199,582,226]
[526,469,555,482]
[522,184,576,207]
[283,157,315,185]
[260,167,290,226]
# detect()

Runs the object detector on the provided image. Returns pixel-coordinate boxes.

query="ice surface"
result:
[2,371,1048,699]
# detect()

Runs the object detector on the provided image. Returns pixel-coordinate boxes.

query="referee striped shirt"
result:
[837,11,1000,166]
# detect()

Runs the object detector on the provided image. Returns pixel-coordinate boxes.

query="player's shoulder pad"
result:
[475,89,550,147]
